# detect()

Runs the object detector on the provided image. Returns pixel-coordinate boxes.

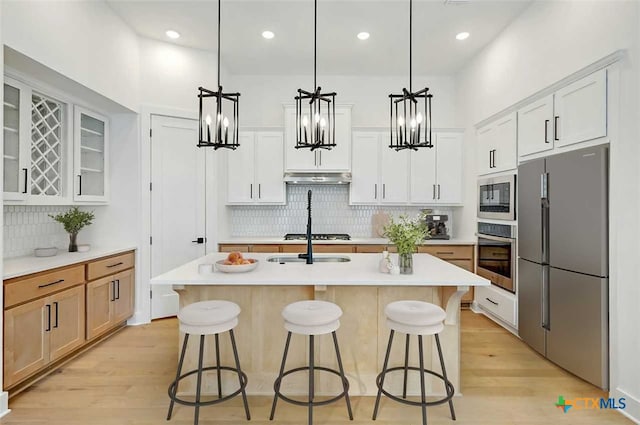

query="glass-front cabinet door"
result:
[73,106,109,202]
[3,78,30,201]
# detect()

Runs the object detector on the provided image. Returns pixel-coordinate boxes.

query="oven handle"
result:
[476,233,515,243]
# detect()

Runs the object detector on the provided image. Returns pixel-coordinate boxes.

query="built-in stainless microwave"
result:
[477,175,516,221]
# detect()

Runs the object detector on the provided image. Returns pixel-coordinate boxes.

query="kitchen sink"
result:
[267,255,351,263]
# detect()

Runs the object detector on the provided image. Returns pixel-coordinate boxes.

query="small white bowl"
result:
[77,244,91,252]
[215,259,259,273]
[34,247,58,257]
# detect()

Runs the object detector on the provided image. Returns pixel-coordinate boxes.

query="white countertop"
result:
[151,252,489,287]
[218,237,477,245]
[3,246,137,279]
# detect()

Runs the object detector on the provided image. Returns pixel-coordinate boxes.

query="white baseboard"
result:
[610,387,640,424]
[0,391,10,418]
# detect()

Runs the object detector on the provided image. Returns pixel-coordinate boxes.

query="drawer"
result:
[418,245,473,260]
[249,244,281,253]
[219,244,250,253]
[475,285,516,326]
[281,244,355,253]
[4,265,85,308]
[87,252,135,281]
[446,259,474,272]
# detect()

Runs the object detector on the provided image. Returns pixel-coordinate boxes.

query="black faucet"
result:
[298,190,313,264]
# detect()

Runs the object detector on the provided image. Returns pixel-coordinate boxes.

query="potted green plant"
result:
[50,207,95,252]
[383,213,428,274]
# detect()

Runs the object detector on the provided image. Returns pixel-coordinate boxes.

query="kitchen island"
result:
[151,252,489,397]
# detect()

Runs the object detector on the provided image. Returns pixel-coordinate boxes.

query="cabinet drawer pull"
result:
[38,279,65,288]
[554,116,559,141]
[106,262,124,268]
[544,119,550,143]
[115,279,120,300]
[436,251,454,255]
[22,168,28,194]
[45,304,51,332]
[485,297,499,306]
[53,301,59,329]
[111,281,116,302]
[78,175,82,196]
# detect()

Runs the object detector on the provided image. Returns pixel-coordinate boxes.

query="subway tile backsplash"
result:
[3,206,76,258]
[229,185,453,238]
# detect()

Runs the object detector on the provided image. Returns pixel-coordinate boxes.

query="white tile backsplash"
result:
[229,185,453,237]
[4,206,78,258]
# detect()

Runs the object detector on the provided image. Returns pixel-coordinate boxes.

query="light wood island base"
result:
[175,285,462,397]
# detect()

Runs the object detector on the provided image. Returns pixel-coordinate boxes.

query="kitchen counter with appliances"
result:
[3,246,138,279]
[151,252,489,397]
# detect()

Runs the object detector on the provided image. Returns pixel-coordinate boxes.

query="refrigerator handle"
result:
[541,266,550,331]
[541,172,550,264]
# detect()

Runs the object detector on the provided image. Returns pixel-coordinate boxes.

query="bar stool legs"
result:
[332,331,354,420]
[167,333,190,420]
[230,329,252,420]
[372,330,394,420]
[269,331,291,420]
[435,333,456,420]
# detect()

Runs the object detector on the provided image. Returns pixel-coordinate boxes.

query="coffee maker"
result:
[425,214,450,240]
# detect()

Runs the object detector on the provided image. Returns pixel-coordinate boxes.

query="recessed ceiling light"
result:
[456,32,470,40]
[165,30,180,40]
[357,32,370,40]
[262,30,275,40]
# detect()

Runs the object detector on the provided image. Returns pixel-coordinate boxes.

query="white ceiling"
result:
[107,0,532,75]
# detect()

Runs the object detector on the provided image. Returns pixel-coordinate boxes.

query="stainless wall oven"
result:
[478,175,516,221]
[477,222,516,293]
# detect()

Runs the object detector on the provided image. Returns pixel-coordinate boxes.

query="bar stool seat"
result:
[373,300,456,425]
[271,300,353,425]
[167,300,250,425]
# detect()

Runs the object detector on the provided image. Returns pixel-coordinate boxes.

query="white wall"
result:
[228,74,457,129]
[2,0,140,112]
[0,0,8,416]
[454,1,640,421]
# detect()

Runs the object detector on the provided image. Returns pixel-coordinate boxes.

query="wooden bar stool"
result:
[270,300,353,425]
[167,300,250,425]
[373,300,456,425]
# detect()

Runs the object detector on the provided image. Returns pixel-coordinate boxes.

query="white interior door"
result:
[151,115,206,319]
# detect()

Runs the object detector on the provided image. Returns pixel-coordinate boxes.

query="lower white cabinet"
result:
[227,131,285,205]
[475,285,517,328]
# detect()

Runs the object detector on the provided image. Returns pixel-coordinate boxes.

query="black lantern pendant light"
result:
[197,0,240,150]
[389,0,433,151]
[295,0,337,151]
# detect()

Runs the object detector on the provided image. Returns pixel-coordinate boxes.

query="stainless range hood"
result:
[284,172,351,185]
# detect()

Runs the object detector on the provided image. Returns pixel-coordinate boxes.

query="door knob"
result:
[191,237,205,244]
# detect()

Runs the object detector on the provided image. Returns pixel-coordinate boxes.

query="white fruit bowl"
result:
[215,259,259,273]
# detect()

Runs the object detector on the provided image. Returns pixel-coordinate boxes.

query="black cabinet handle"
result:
[110,281,116,302]
[436,251,454,255]
[191,237,205,244]
[319,151,322,166]
[250,183,253,198]
[433,184,436,200]
[437,184,441,200]
[78,175,82,196]
[383,184,386,199]
[106,262,124,268]
[374,183,377,199]
[554,116,559,141]
[489,150,492,168]
[258,184,261,199]
[53,301,59,328]
[22,168,28,194]
[38,279,65,289]
[485,297,499,306]
[115,279,120,300]
[45,304,51,332]
[544,119,550,143]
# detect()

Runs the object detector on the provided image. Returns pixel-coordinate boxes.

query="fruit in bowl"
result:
[215,252,259,273]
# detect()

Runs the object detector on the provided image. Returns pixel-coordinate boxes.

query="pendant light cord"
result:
[409,0,412,92]
[218,0,221,88]
[314,0,317,89]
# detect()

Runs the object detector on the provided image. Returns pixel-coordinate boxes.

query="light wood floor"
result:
[0,311,631,424]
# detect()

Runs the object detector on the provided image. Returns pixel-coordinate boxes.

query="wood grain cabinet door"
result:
[49,286,86,362]
[4,298,49,387]
[86,276,114,340]
[113,269,135,325]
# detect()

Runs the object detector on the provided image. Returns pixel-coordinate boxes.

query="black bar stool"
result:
[167,300,251,425]
[270,300,353,425]
[373,300,456,425]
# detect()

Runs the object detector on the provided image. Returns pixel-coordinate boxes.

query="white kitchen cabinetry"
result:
[227,131,285,205]
[518,69,607,158]
[477,112,517,175]
[3,78,30,201]
[517,95,554,157]
[380,145,410,204]
[553,69,607,148]
[73,106,109,202]
[284,105,351,172]
[410,132,463,204]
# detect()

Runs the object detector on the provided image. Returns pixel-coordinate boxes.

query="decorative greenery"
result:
[383,213,429,254]
[49,207,95,235]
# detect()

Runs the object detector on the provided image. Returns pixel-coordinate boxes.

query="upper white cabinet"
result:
[477,112,517,175]
[284,105,351,172]
[411,133,463,204]
[3,78,30,201]
[227,131,285,205]
[553,69,607,147]
[351,131,463,205]
[517,95,554,157]
[518,69,607,158]
[74,106,109,202]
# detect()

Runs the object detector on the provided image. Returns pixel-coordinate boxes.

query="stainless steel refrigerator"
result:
[518,145,609,389]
